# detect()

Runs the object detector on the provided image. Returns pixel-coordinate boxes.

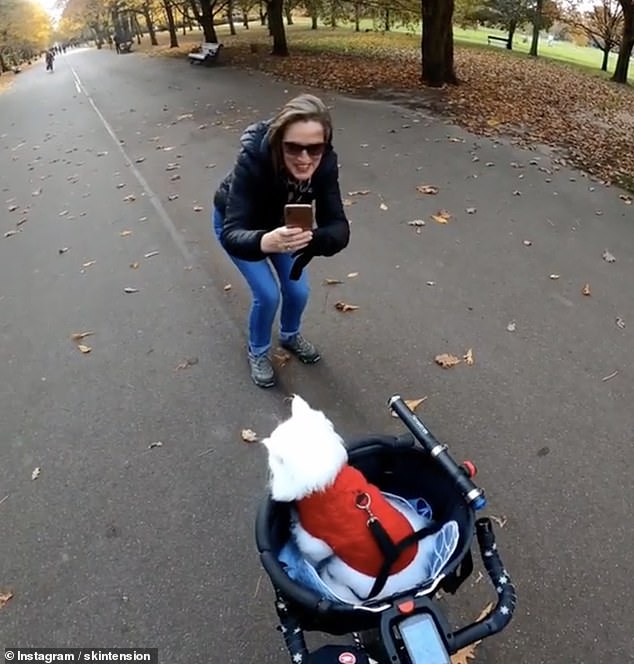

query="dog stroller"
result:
[255,396,517,663]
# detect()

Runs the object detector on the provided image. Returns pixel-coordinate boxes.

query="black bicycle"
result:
[256,396,517,663]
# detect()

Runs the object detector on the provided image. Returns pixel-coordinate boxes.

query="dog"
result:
[262,395,438,603]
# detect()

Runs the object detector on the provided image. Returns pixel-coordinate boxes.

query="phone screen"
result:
[398,613,451,664]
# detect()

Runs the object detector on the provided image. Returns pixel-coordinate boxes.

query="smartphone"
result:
[284,203,314,232]
[397,613,451,664]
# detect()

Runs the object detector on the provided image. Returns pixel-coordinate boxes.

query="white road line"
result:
[70,66,194,263]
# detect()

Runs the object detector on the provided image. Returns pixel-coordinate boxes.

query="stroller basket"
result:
[255,433,476,635]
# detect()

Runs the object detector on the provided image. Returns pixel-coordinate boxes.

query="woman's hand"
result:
[261,226,313,254]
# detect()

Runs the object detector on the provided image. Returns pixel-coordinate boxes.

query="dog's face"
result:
[261,395,348,502]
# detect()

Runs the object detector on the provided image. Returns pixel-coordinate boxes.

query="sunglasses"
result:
[282,141,326,158]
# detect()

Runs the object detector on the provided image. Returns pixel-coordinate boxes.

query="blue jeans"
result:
[212,208,310,357]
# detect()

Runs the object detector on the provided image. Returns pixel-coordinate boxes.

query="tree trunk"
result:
[421,0,457,87]
[198,0,219,42]
[162,0,179,47]
[228,0,237,35]
[133,14,143,43]
[285,2,293,25]
[260,1,267,25]
[267,0,289,54]
[529,0,543,57]
[612,4,633,83]
[354,2,360,31]
[311,13,318,29]
[507,18,517,50]
[601,46,610,71]
[329,3,336,28]
[243,11,249,28]
[143,2,159,46]
[385,8,390,31]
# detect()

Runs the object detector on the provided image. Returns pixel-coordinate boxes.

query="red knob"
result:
[463,460,477,478]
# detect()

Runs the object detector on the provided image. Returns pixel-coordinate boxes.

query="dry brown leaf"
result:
[616,317,626,329]
[123,287,139,294]
[407,219,425,227]
[549,274,560,280]
[70,331,93,341]
[82,260,96,268]
[342,198,355,206]
[464,348,475,366]
[435,353,461,368]
[223,283,232,291]
[432,209,452,224]
[347,272,359,278]
[241,428,258,443]
[490,514,508,528]
[130,262,140,269]
[450,643,479,664]
[77,344,92,354]
[272,348,292,367]
[335,301,359,312]
[582,283,592,296]
[507,321,517,332]
[144,251,159,259]
[193,205,204,212]
[379,202,388,210]
[416,184,439,195]
[123,194,136,202]
[148,441,163,449]
[120,230,132,237]
[324,278,343,285]
[0,590,14,608]
[31,467,41,480]
[392,396,428,417]
[4,230,18,238]
[168,194,179,201]
[348,190,370,196]
[602,249,616,263]
[175,357,199,370]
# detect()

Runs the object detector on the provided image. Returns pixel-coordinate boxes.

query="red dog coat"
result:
[295,465,417,577]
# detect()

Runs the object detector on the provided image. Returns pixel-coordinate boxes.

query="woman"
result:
[212,94,350,388]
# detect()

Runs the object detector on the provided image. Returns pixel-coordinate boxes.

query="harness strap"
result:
[366,521,439,600]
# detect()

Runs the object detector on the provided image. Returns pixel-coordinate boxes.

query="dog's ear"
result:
[291,394,312,418]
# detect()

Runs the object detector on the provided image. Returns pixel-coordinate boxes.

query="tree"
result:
[0,0,52,68]
[421,0,457,86]
[564,0,623,72]
[529,0,544,56]
[267,0,288,54]
[612,0,633,82]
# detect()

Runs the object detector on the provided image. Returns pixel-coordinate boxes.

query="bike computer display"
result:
[398,613,451,664]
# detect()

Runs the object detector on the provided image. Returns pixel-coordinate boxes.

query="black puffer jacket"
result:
[213,120,350,262]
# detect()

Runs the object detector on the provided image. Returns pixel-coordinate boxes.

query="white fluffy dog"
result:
[262,395,443,604]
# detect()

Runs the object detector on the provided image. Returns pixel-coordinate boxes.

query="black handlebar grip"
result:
[451,518,517,651]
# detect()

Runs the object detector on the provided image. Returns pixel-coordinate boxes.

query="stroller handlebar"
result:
[450,517,517,651]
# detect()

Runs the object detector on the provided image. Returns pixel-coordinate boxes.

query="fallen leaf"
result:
[523,240,532,247]
[342,198,355,206]
[416,184,439,195]
[513,190,522,196]
[241,428,258,443]
[615,317,626,329]
[58,247,69,254]
[602,249,616,263]
[148,441,163,449]
[549,274,560,280]
[507,321,517,332]
[198,123,208,130]
[602,370,619,382]
[379,202,388,210]
[193,205,204,212]
[347,190,370,196]
[432,209,452,224]
[490,514,508,528]
[0,590,14,608]
[272,348,292,367]
[77,344,92,353]
[31,467,41,480]
[223,283,232,291]
[59,210,68,217]
[165,163,179,171]
[168,194,179,201]
[170,174,181,181]
[205,163,216,169]
[4,230,18,238]
[123,287,139,294]
[70,331,93,341]
[324,278,343,285]
[407,219,425,227]
[120,230,132,237]
[335,301,359,312]
[464,348,475,366]
[130,262,140,269]
[177,113,193,121]
[426,281,436,286]
[435,353,461,368]
[82,260,96,268]
[135,156,146,164]
[582,283,591,296]
[8,204,18,212]
[116,183,126,189]
[123,194,136,202]
[347,272,359,278]
[619,194,632,205]
[175,357,199,370]
[466,207,477,214]
[144,251,159,259]
[450,642,479,664]
[392,396,428,417]
[16,218,28,226]
[139,216,148,222]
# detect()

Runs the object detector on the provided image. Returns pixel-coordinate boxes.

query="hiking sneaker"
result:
[248,352,276,388]
[280,334,321,364]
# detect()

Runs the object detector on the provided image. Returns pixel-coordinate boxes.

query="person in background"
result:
[212,94,350,388]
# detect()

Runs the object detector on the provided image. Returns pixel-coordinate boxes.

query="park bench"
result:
[188,42,223,66]
[487,35,510,48]
[119,41,133,53]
